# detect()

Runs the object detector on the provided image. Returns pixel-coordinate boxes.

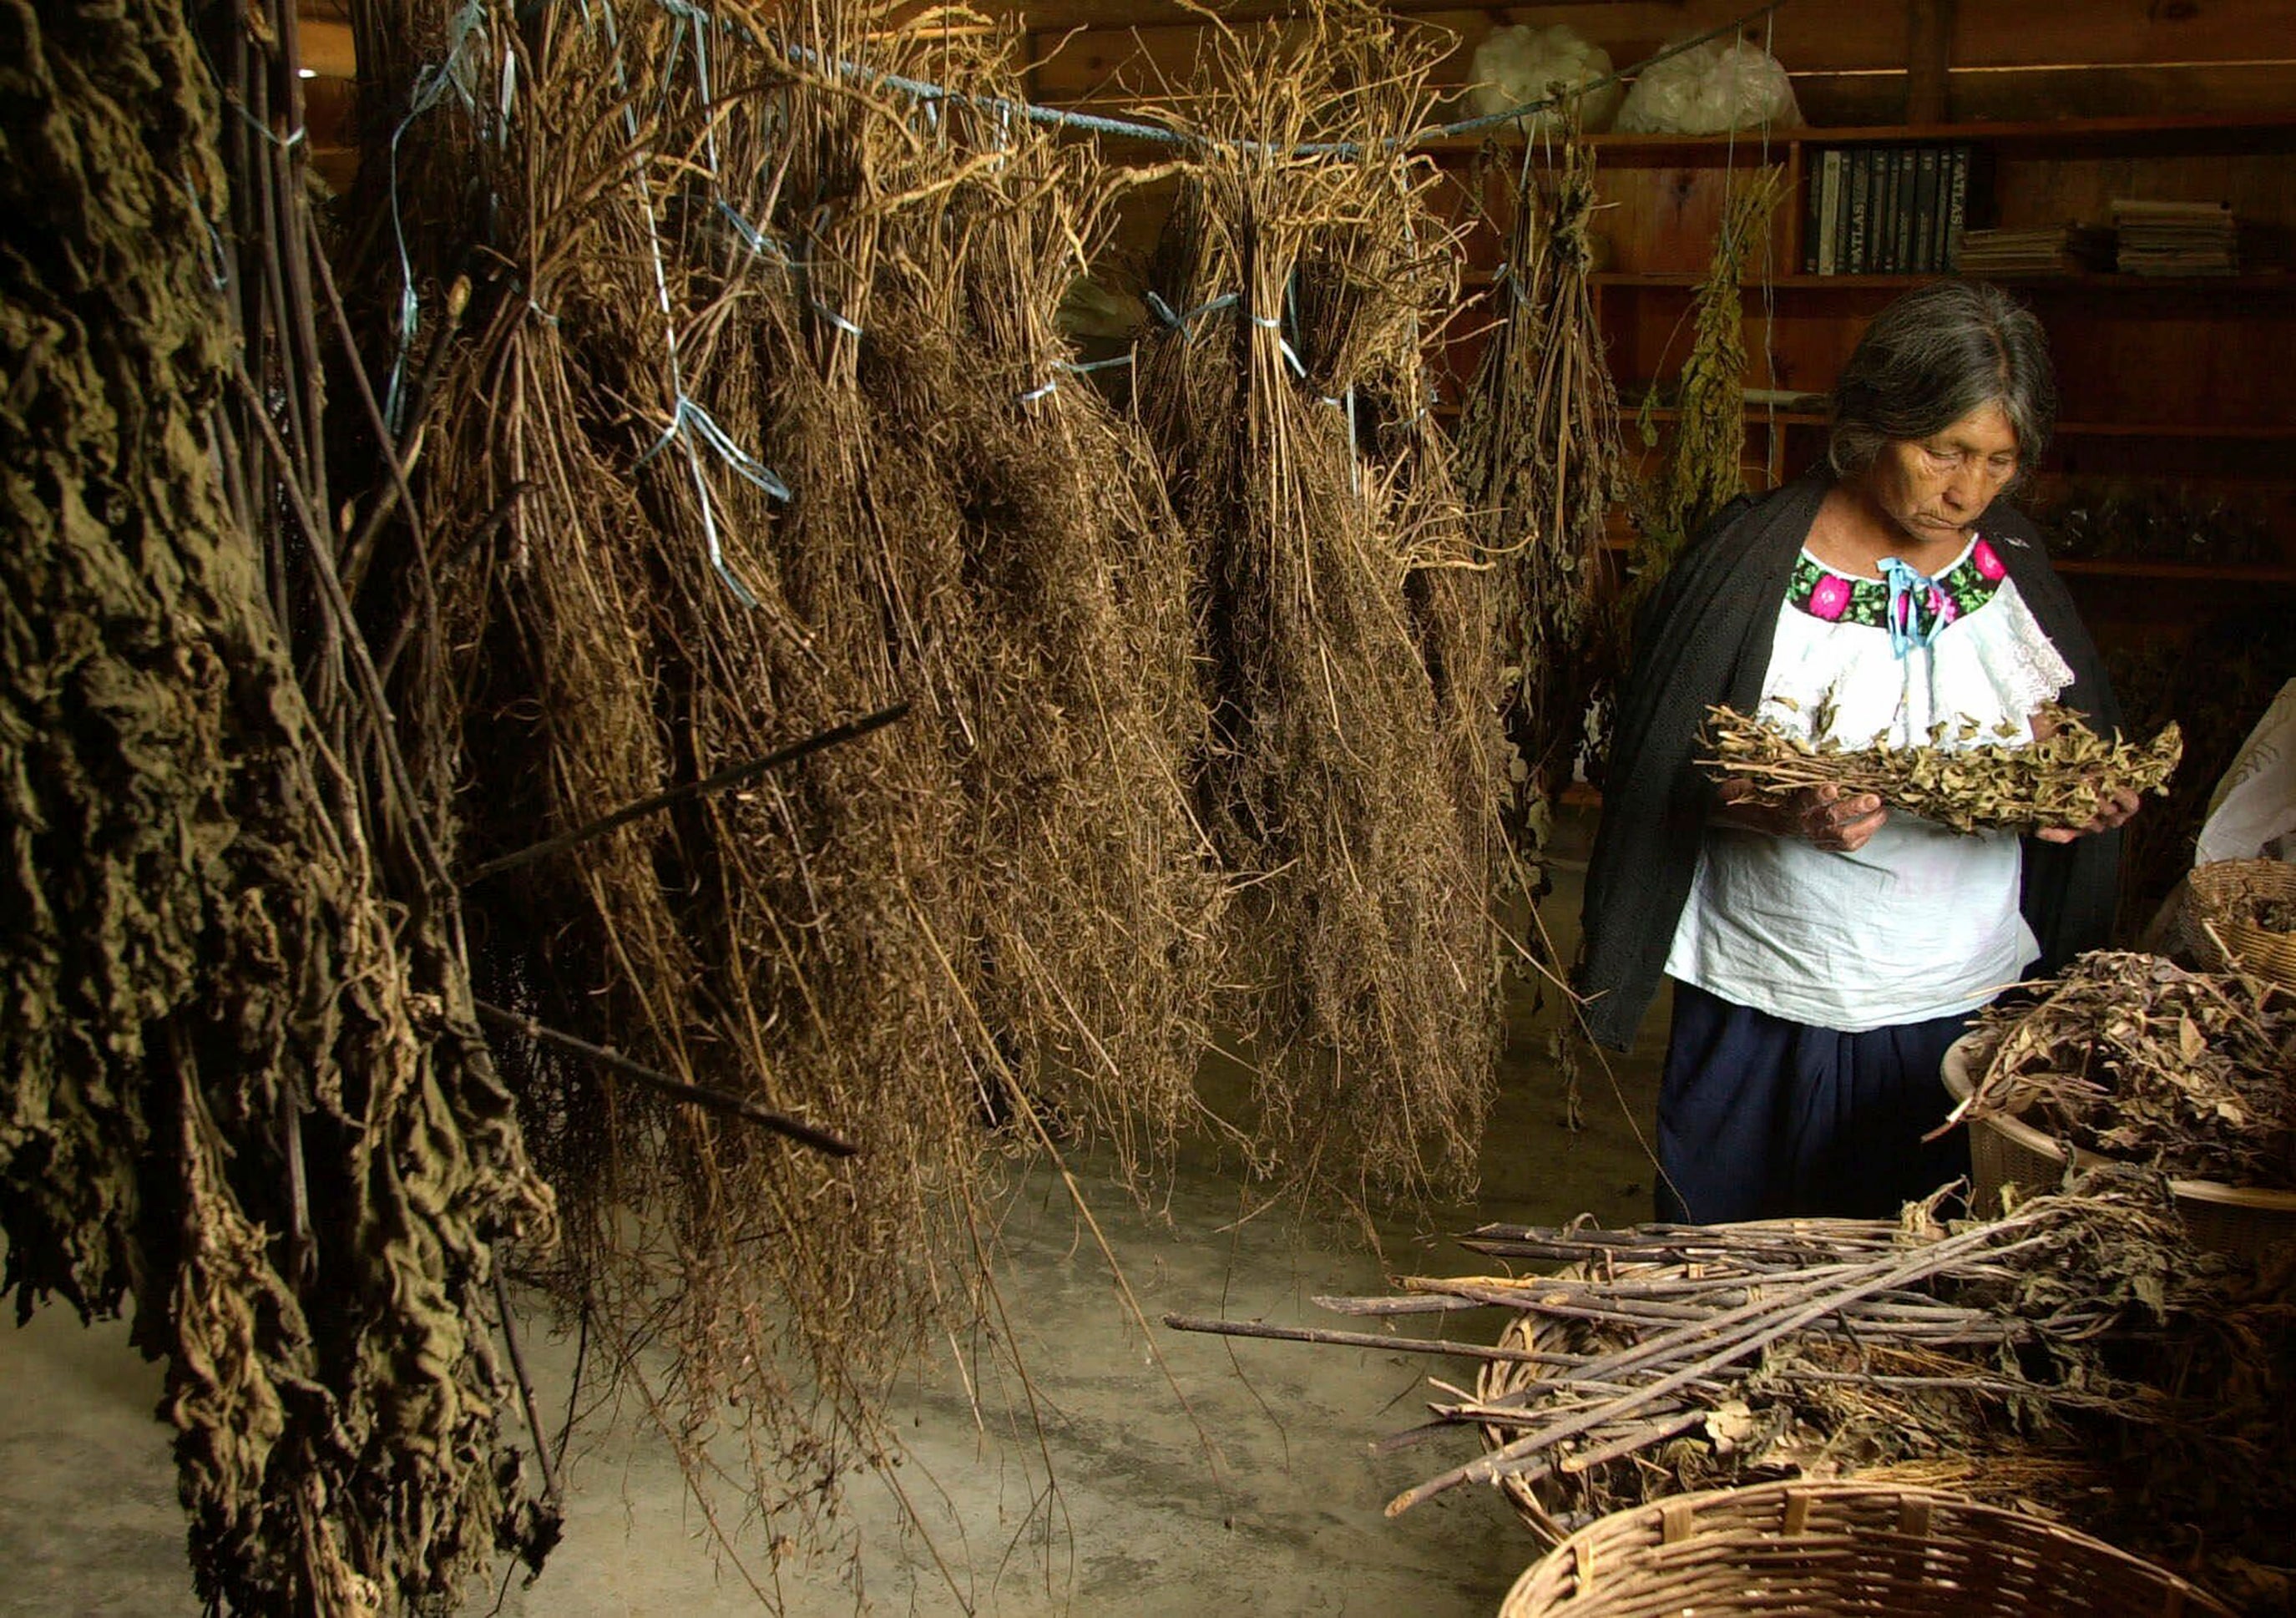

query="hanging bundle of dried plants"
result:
[1454,133,1623,898]
[1128,3,1505,1208]
[1621,166,1783,632]
[1954,950,2296,1188]
[1701,700,2182,836]
[3,0,559,1607]
[353,0,1224,1584]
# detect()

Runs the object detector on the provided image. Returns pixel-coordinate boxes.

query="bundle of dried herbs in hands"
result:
[1954,950,2296,1188]
[1701,700,2182,835]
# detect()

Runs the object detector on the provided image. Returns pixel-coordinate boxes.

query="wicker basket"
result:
[2185,857,2296,988]
[1498,1480,2235,1618]
[1476,1262,1674,1543]
[1941,1034,2296,1260]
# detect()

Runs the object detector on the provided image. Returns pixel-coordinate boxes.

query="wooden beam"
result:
[1905,0,1953,122]
[296,16,357,78]
[1012,0,1674,32]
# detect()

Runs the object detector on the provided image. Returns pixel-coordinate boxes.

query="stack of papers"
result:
[1954,225,2116,276]
[2111,199,2238,276]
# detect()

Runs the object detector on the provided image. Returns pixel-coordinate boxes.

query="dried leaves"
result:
[1702,700,2183,835]
[1182,1186,2294,1610]
[1621,167,1783,628]
[3,0,558,1606]
[1129,4,1505,1206]
[1454,134,1622,892]
[1959,950,2296,1188]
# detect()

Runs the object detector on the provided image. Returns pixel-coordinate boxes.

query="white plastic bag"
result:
[1615,36,1801,136]
[1465,23,1622,134]
[2196,678,2296,866]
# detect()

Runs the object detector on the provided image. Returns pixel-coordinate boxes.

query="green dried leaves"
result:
[1701,700,2183,835]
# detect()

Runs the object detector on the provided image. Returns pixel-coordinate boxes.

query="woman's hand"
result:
[1712,778,1889,852]
[2035,784,2142,843]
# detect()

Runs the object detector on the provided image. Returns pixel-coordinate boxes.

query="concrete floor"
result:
[0,826,1669,1617]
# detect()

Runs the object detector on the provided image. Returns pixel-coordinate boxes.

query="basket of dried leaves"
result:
[2187,858,2296,989]
[1943,951,2296,1256]
[1700,701,2182,836]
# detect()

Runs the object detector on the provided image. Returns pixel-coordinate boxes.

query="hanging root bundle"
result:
[1621,167,1783,630]
[1454,133,1623,898]
[1701,700,2183,835]
[1953,950,2296,1188]
[355,0,1223,1579]
[3,0,557,1608]
[1129,3,1505,1206]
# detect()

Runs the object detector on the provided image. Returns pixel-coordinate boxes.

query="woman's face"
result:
[1864,400,2021,543]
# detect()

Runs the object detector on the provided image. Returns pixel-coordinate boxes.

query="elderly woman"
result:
[1578,280,2139,1224]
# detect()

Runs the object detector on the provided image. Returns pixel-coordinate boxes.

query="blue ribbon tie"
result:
[1877,555,1951,659]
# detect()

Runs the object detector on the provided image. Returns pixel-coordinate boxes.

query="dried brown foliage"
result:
[1128,3,1506,1208]
[1702,700,2183,836]
[1204,1186,2293,1610]
[348,0,1244,1584]
[1619,167,1783,635]
[1454,134,1622,898]
[1959,950,2296,1188]
[2,0,558,1607]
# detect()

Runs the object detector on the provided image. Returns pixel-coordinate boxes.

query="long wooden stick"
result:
[473,1002,858,1157]
[1164,1313,1589,1368]
[462,703,910,885]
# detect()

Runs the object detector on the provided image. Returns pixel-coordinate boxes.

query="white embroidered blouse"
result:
[1663,533,2076,1032]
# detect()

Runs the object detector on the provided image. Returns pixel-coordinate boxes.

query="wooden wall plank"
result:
[1948,0,2296,70]
[1029,0,2296,116]
[296,16,357,78]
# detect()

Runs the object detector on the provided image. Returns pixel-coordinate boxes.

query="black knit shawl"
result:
[1575,472,2124,1050]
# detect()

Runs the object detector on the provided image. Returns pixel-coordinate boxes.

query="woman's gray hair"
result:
[1826,280,2057,480]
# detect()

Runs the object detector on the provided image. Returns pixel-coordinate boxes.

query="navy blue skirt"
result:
[1655,981,1975,1224]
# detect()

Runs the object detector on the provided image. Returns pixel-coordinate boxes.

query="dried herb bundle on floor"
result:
[1169,1183,2296,1612]
[1702,700,2182,835]
[1129,3,1505,1206]
[1955,949,2296,1187]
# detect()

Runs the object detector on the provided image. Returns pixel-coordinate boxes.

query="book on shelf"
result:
[1955,224,2116,276]
[1910,146,1929,273]
[2111,197,2238,276]
[1844,147,1873,274]
[1812,148,1843,276]
[1941,145,1971,269]
[1807,142,1980,275]
[1871,149,1896,272]
[1889,148,1917,273]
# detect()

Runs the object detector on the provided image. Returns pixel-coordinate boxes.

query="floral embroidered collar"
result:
[1788,536,2009,635]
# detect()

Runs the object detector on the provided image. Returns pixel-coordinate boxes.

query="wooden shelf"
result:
[1624,406,2296,442]
[1584,272,2296,293]
[1421,112,2296,161]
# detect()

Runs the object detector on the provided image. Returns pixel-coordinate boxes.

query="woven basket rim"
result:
[2185,859,2296,983]
[1942,1033,2296,1211]
[2187,857,2296,912]
[1499,1479,2238,1618]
